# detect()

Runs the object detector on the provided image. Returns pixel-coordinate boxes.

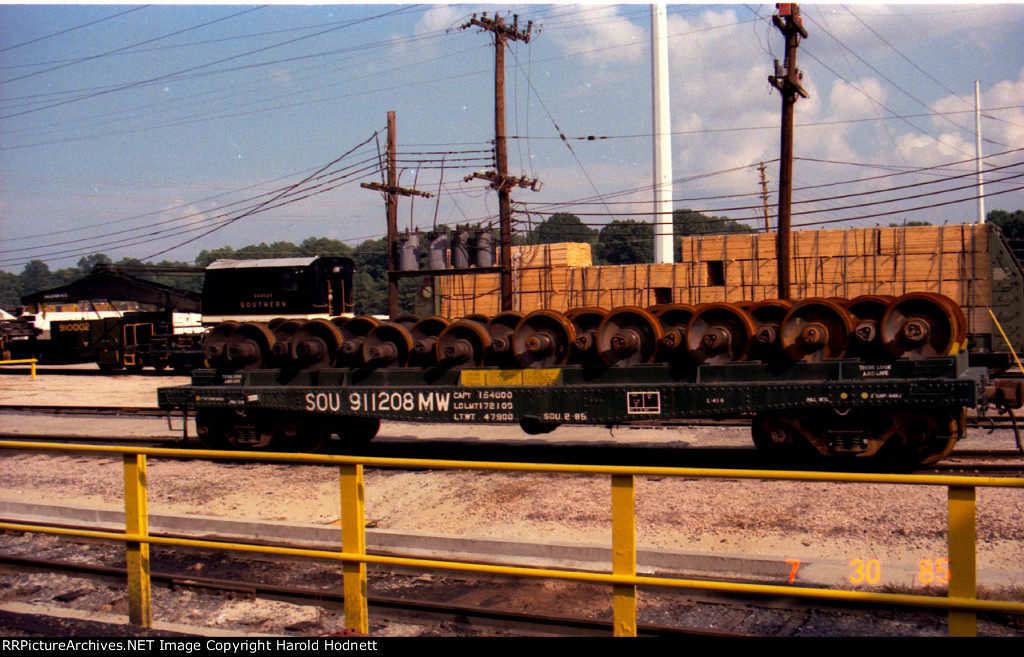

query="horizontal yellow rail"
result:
[0,358,37,377]
[2,440,1022,489]
[2,440,1023,637]
[2,521,1021,617]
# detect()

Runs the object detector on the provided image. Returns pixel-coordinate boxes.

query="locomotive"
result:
[157,240,1024,467]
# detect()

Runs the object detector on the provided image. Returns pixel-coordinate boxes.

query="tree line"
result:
[3,209,1022,315]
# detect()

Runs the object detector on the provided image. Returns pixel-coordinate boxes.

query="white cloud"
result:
[554,6,645,67]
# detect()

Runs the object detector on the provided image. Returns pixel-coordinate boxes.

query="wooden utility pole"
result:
[360,111,431,318]
[460,13,537,311]
[768,3,808,301]
[758,162,771,231]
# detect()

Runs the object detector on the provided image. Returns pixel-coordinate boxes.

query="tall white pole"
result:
[651,4,674,263]
[976,81,985,224]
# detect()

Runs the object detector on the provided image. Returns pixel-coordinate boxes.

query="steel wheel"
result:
[336,316,380,368]
[485,311,525,367]
[597,306,662,366]
[437,319,492,369]
[363,322,415,368]
[269,319,304,365]
[880,293,960,359]
[291,319,344,370]
[565,307,608,366]
[845,295,892,360]
[194,409,233,450]
[225,322,276,371]
[685,303,755,365]
[202,322,237,368]
[780,298,853,362]
[410,316,451,368]
[747,299,792,363]
[270,415,328,453]
[653,303,698,364]
[391,314,420,329]
[512,309,575,368]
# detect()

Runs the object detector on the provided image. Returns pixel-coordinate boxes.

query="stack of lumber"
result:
[434,225,997,337]
[437,242,592,317]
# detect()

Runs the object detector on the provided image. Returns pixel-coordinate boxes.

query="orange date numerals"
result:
[918,558,950,585]
[785,559,800,584]
[848,558,881,585]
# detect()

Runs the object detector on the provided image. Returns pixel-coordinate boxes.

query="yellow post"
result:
[30,359,36,378]
[123,454,152,627]
[611,474,637,636]
[948,485,977,637]
[340,464,369,633]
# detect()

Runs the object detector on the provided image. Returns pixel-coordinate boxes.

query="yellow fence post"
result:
[123,453,152,628]
[611,474,637,636]
[340,463,369,633]
[948,485,977,637]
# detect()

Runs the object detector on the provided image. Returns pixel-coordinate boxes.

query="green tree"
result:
[300,236,353,257]
[595,220,652,265]
[0,271,22,310]
[18,260,53,296]
[988,209,1024,239]
[673,208,752,236]
[77,253,112,273]
[523,213,598,245]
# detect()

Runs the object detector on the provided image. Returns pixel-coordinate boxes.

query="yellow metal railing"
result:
[0,358,37,377]
[1,440,1023,637]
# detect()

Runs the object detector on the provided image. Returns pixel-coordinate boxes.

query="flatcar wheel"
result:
[362,322,414,368]
[194,409,233,450]
[653,303,698,364]
[597,306,662,367]
[780,298,853,362]
[436,319,492,369]
[336,416,381,445]
[880,293,959,359]
[225,322,276,371]
[513,309,575,368]
[845,295,892,360]
[201,322,237,368]
[747,299,791,363]
[875,409,963,469]
[685,303,755,365]
[565,307,608,366]
[410,316,451,368]
[270,415,328,453]
[918,409,964,466]
[337,316,380,368]
[291,319,344,371]
[485,311,525,367]
[751,412,801,453]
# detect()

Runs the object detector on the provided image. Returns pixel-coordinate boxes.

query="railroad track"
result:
[4,522,1012,637]
[0,553,735,638]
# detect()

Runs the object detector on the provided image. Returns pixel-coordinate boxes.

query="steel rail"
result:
[0,553,741,638]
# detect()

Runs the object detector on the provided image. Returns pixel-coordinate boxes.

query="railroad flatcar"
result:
[158,265,1023,469]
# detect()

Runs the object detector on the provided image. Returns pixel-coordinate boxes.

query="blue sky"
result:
[2,3,1023,272]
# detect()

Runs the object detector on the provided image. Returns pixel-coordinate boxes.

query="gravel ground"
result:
[1,368,1023,636]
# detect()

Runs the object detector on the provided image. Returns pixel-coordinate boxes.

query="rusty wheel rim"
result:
[597,306,663,367]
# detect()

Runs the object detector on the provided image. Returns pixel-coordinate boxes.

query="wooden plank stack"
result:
[435,224,995,337]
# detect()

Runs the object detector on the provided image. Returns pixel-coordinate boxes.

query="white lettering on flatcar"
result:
[305,392,342,412]
[341,390,451,414]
